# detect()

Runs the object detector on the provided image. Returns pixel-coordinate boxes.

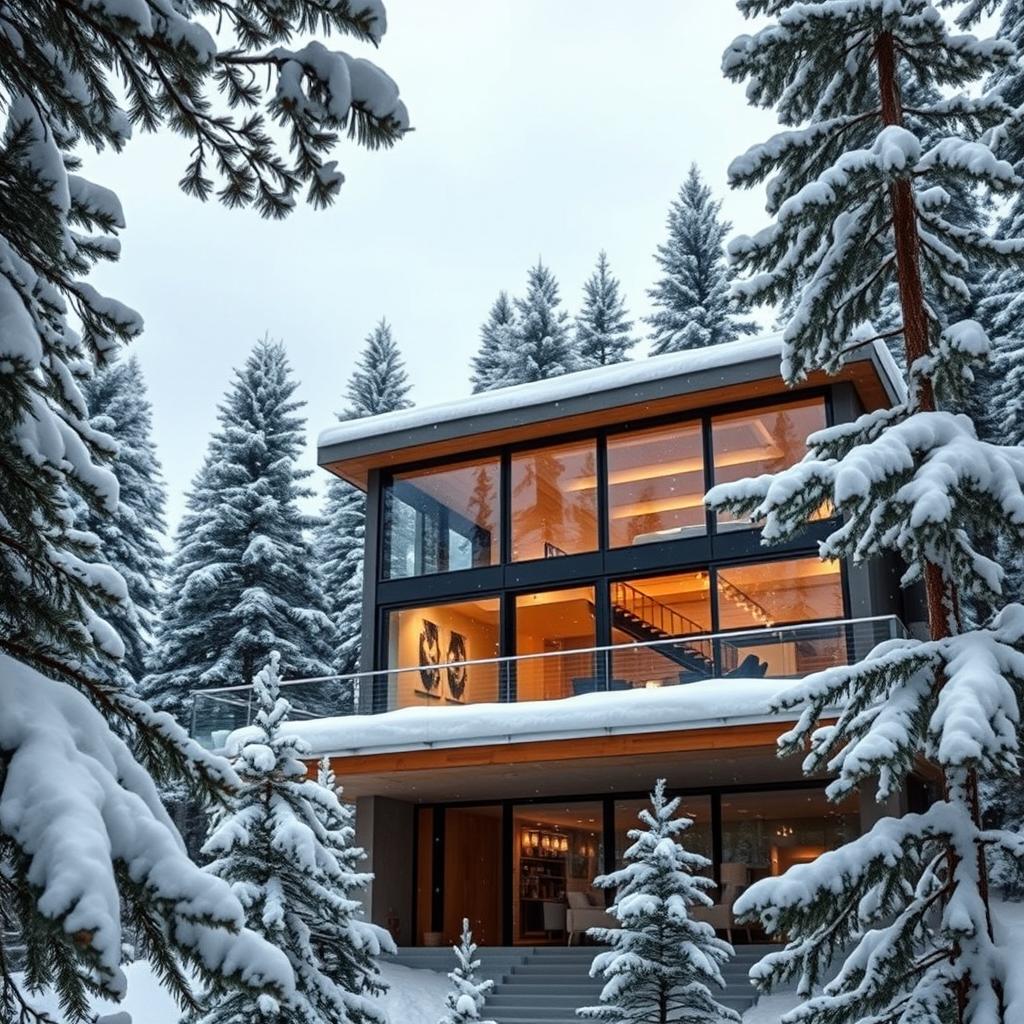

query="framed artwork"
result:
[418,618,441,691]
[446,630,468,701]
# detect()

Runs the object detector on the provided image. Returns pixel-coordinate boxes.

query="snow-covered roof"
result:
[227,677,798,759]
[317,333,904,463]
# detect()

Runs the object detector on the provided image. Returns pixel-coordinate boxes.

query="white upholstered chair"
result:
[565,891,615,945]
[691,862,752,943]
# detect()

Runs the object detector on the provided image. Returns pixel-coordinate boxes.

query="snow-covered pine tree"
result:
[575,251,635,368]
[508,261,580,383]
[2,0,407,1014]
[470,292,518,392]
[439,919,496,1024]
[706,4,1024,1022]
[577,779,738,1024]
[193,654,394,1024]
[317,321,412,675]
[142,338,336,723]
[645,164,756,354]
[80,355,168,684]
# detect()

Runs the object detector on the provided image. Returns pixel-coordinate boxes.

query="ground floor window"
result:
[414,784,861,946]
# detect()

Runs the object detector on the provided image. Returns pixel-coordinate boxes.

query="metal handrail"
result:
[189,614,907,697]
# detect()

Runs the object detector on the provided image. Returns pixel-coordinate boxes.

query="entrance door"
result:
[512,802,604,945]
[443,805,504,946]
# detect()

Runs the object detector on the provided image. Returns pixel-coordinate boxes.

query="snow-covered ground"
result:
[19,900,1024,1023]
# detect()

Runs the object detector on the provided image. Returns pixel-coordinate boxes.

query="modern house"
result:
[198,333,934,950]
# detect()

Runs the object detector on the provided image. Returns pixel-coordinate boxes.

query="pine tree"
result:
[193,654,394,1024]
[439,920,496,1024]
[80,355,168,684]
[2,0,407,1013]
[578,779,738,1024]
[142,338,336,724]
[645,164,755,354]
[575,251,635,368]
[508,261,580,383]
[317,322,412,675]
[470,292,518,393]
[707,4,1024,1023]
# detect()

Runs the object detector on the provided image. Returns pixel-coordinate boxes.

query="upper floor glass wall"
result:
[380,396,827,579]
[511,439,599,562]
[383,456,501,579]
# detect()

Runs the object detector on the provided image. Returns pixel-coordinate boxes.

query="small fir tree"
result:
[317,322,412,675]
[645,164,755,354]
[438,919,496,1024]
[709,4,1024,1024]
[575,251,635,368]
[577,779,738,1024]
[470,292,519,392]
[192,654,394,1024]
[508,261,580,383]
[142,338,336,723]
[80,355,168,684]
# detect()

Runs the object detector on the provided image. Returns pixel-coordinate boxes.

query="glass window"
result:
[614,795,712,870]
[711,398,826,531]
[515,586,596,702]
[514,802,604,945]
[607,421,706,547]
[511,440,598,562]
[610,572,713,688]
[383,457,500,579]
[386,598,500,709]
[720,787,859,880]
[715,558,844,677]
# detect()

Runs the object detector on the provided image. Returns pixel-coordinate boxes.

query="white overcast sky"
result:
[83,1,782,532]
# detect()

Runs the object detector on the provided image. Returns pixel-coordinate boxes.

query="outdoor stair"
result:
[388,943,775,1023]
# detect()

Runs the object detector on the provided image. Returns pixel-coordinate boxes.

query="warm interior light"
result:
[559,837,569,853]
[522,830,532,849]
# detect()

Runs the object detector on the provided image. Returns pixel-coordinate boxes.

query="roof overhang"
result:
[318,333,904,489]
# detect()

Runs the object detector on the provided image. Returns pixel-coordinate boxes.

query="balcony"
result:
[190,615,906,750]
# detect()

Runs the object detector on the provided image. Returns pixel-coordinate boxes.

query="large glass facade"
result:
[515,586,597,701]
[385,598,500,708]
[383,456,501,579]
[711,398,826,531]
[513,802,604,944]
[607,421,706,547]
[510,440,599,562]
[609,572,713,688]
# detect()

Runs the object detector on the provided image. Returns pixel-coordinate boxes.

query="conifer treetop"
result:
[646,163,756,354]
[470,291,519,392]
[509,259,580,383]
[439,919,496,1024]
[575,250,635,368]
[344,319,413,418]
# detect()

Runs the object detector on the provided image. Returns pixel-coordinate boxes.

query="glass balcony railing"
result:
[190,615,907,749]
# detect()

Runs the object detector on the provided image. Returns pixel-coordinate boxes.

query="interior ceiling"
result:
[338,742,829,804]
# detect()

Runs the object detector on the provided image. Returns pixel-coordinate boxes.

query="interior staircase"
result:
[610,580,716,676]
[388,944,770,1023]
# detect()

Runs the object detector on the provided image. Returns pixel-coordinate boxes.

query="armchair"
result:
[566,891,615,945]
[691,862,752,943]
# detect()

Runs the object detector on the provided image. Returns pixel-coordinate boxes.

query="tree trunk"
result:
[874,28,994,1021]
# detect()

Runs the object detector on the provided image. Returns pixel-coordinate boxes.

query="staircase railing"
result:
[610,580,706,639]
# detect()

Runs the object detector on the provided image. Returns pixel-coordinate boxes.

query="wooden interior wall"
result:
[442,807,503,946]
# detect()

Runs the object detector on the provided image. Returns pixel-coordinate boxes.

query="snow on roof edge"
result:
[318,331,905,452]
[225,677,799,760]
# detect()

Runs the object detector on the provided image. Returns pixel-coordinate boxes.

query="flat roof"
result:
[319,333,905,488]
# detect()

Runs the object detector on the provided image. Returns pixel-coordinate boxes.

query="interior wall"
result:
[389,602,500,708]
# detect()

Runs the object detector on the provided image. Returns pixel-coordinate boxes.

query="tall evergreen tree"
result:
[1,0,408,1013]
[193,654,393,1024]
[709,5,1024,1024]
[80,355,168,684]
[439,920,496,1024]
[578,779,738,1024]
[508,261,580,383]
[142,338,335,723]
[317,322,412,676]
[470,291,518,392]
[575,251,635,368]
[646,164,755,354]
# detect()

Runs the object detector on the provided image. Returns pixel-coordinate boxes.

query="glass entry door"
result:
[512,802,604,944]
